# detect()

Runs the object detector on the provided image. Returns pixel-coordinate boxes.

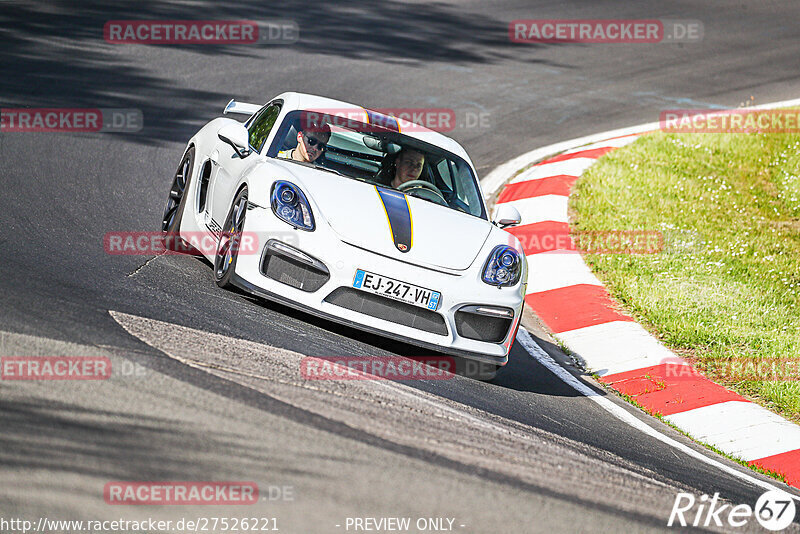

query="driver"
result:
[390,148,425,189]
[279,122,330,163]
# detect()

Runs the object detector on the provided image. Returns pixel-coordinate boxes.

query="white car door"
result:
[208,103,282,232]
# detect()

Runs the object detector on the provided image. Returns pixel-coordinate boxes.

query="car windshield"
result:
[266,110,486,219]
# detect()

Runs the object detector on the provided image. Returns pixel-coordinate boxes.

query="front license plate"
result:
[352,269,441,311]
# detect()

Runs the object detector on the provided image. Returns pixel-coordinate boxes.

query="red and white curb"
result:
[485,102,800,488]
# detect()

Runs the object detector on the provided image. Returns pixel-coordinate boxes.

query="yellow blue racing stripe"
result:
[365,109,400,132]
[375,186,412,252]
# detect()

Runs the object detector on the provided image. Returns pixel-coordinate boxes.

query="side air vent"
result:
[198,161,212,212]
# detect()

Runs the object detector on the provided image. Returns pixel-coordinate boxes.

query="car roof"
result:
[269,92,474,165]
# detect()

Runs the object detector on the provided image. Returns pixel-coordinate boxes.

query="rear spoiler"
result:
[223,99,262,116]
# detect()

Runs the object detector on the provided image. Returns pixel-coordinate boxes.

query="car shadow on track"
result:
[142,254,593,401]
[229,281,588,398]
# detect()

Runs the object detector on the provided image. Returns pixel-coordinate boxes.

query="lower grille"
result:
[455,308,513,343]
[324,287,448,336]
[261,250,329,292]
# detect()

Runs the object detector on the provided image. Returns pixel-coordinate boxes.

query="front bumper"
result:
[234,206,525,365]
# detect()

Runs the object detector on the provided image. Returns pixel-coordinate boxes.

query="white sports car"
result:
[162,92,526,367]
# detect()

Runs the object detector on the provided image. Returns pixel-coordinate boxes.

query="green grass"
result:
[571,129,800,421]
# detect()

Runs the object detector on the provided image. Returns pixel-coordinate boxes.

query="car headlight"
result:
[482,245,522,287]
[271,180,315,231]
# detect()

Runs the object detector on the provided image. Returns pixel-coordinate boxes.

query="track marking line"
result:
[487,98,800,489]
[108,311,681,492]
[109,311,526,440]
[516,327,798,499]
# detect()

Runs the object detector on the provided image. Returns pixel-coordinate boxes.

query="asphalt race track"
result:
[2,1,800,532]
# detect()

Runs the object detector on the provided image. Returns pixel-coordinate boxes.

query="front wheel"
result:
[214,187,248,289]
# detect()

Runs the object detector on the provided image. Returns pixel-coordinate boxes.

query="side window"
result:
[248,104,280,152]
[435,158,455,190]
[456,161,482,217]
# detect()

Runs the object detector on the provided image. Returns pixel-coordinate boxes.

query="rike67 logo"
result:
[668,490,796,531]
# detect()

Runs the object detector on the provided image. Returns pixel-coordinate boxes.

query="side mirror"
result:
[492,204,521,228]
[218,123,251,158]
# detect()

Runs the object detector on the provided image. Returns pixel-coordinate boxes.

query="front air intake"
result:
[324,287,448,336]
[455,306,513,343]
[260,240,329,292]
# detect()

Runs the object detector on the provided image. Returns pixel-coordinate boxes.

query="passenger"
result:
[388,148,426,188]
[279,123,330,163]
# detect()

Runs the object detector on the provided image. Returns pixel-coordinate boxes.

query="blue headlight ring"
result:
[270,180,316,231]
[482,245,522,287]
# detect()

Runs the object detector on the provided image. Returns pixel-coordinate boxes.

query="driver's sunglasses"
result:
[304,134,326,150]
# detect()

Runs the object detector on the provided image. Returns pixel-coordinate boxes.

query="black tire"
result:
[214,186,248,289]
[161,146,195,252]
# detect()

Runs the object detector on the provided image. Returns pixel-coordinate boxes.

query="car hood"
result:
[279,163,491,271]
